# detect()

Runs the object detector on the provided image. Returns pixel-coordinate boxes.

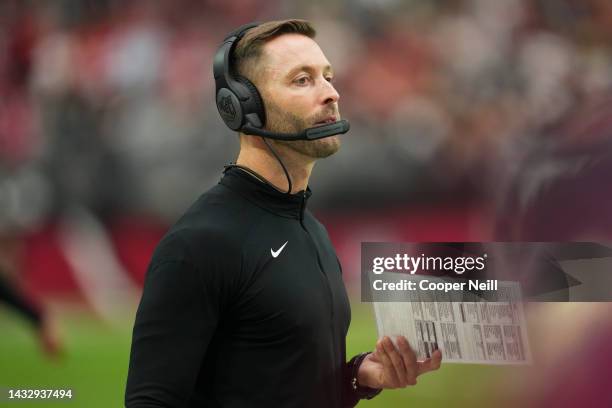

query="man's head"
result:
[233,20,341,159]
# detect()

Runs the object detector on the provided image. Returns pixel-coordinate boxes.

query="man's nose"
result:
[320,79,340,105]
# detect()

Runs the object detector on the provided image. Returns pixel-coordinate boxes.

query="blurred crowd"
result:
[1,0,612,228]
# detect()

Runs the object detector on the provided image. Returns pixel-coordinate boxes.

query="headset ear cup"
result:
[236,76,266,127]
[216,88,243,130]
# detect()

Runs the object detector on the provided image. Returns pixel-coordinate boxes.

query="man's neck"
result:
[235,140,314,194]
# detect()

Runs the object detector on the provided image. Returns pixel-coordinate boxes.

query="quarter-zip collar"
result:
[220,166,312,220]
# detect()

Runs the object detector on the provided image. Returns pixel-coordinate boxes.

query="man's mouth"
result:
[313,116,337,126]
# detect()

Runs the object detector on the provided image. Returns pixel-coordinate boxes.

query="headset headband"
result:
[213,22,260,91]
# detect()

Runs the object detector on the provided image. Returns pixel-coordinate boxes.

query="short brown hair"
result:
[233,19,316,82]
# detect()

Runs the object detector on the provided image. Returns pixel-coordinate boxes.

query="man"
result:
[125,19,441,407]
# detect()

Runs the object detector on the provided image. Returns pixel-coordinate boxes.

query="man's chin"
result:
[277,134,341,159]
[312,134,341,158]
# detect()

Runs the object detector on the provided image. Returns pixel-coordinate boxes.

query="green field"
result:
[0,300,515,407]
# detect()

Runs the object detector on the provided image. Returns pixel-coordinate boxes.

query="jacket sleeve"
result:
[125,233,226,407]
[125,261,219,408]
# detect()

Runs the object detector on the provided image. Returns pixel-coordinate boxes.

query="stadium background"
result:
[1,0,612,407]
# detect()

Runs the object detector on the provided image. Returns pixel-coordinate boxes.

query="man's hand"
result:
[357,336,442,389]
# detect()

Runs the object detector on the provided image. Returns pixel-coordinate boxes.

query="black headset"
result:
[213,22,350,141]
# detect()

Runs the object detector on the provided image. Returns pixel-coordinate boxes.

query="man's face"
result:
[256,33,341,159]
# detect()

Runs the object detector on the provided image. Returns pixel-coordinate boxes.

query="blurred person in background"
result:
[0,1,63,359]
[494,91,612,408]
[125,19,441,407]
[0,237,62,358]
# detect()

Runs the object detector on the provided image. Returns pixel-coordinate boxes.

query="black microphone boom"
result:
[241,119,350,141]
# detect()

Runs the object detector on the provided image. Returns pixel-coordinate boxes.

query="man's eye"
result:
[325,76,334,83]
[294,77,310,86]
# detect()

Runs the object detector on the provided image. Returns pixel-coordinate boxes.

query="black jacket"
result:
[125,167,372,407]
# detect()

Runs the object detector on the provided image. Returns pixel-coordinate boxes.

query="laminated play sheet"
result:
[372,276,532,365]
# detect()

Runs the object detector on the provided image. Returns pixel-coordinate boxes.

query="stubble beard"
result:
[265,101,341,159]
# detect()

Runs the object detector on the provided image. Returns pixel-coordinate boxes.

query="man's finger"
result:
[376,339,400,388]
[396,336,418,384]
[382,336,412,387]
[417,349,442,376]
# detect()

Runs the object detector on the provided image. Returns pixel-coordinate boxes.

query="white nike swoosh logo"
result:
[271,241,288,258]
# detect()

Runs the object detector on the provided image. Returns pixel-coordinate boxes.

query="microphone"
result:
[241,119,350,141]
